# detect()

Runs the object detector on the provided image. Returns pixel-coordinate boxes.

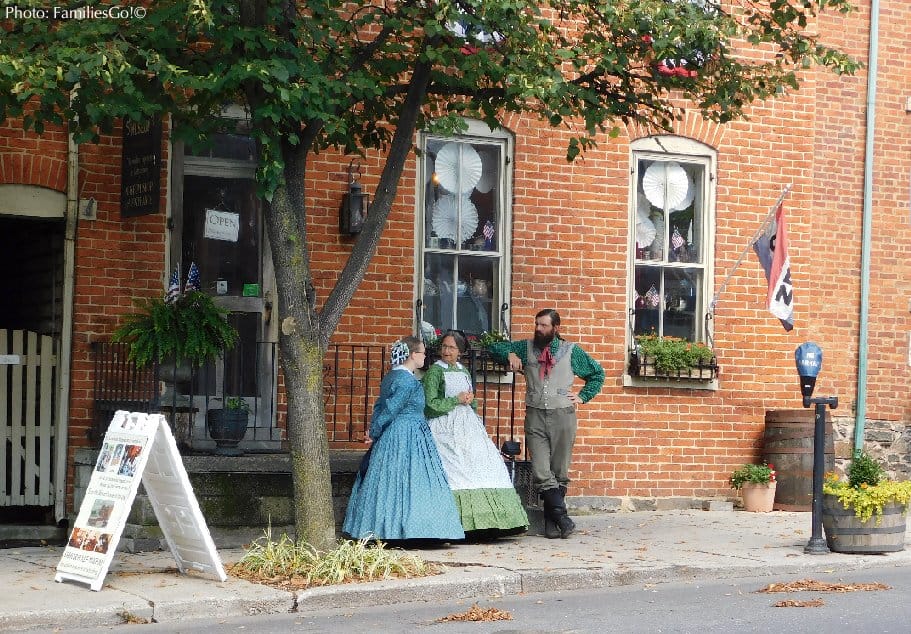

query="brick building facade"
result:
[1,1,910,532]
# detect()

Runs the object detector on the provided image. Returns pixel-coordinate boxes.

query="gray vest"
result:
[525,340,575,409]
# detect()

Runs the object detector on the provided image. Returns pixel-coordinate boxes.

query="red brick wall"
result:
[3,1,907,508]
[66,125,168,507]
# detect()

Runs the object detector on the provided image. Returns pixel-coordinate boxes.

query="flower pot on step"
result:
[206,409,248,456]
[741,482,776,512]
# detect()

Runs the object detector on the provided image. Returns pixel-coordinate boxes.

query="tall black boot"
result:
[557,486,575,538]
[541,488,563,539]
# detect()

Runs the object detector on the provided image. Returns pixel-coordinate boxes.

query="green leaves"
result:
[635,334,715,374]
[730,463,776,490]
[0,0,860,186]
[112,291,238,368]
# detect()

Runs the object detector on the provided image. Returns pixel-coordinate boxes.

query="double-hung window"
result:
[627,136,716,382]
[416,122,512,337]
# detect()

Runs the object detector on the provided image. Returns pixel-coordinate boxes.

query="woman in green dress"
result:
[423,331,528,538]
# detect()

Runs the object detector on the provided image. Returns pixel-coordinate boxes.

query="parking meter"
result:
[794,342,836,554]
[795,342,822,406]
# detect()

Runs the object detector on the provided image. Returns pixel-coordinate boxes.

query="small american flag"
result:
[483,220,495,249]
[671,228,686,250]
[644,284,660,308]
[483,220,494,240]
[165,269,181,304]
[185,261,201,292]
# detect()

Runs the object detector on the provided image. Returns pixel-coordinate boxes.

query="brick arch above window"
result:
[0,153,68,192]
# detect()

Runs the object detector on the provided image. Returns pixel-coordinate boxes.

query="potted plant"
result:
[113,290,238,370]
[822,450,911,553]
[206,397,250,456]
[730,463,777,512]
[113,268,238,430]
[631,334,717,380]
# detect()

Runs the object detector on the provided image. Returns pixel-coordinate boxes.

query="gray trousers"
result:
[525,406,577,492]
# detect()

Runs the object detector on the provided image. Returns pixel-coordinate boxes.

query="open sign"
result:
[203,209,240,242]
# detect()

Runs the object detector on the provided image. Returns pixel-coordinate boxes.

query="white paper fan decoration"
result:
[672,175,695,211]
[432,195,479,242]
[642,162,688,210]
[637,193,653,221]
[435,142,483,193]
[474,147,497,194]
[636,216,656,248]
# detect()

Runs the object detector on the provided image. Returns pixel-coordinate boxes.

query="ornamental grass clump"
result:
[729,462,777,490]
[823,450,911,524]
[231,529,437,589]
[634,334,714,374]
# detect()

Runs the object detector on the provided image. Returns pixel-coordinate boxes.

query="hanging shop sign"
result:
[203,208,241,242]
[120,116,162,218]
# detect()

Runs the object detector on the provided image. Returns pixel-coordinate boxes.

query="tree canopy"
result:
[2,0,858,185]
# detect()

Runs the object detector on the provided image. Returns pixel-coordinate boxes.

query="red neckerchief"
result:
[538,343,555,380]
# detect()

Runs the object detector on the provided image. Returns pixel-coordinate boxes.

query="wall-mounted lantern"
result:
[339,159,369,235]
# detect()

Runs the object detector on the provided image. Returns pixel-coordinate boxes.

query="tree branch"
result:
[318,58,434,347]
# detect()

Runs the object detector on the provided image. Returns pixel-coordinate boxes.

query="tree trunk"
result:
[263,143,336,552]
[260,61,433,550]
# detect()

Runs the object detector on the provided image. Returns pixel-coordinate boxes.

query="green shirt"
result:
[487,338,605,404]
[422,361,477,418]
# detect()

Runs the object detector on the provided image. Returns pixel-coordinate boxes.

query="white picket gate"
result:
[1,329,57,506]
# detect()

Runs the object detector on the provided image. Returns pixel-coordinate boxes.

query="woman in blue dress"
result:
[343,336,465,542]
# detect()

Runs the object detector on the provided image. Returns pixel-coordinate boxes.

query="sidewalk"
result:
[4,509,910,631]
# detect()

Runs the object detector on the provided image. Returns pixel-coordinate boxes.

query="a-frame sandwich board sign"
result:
[56,411,227,591]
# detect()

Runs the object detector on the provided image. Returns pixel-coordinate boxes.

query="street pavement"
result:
[3,508,911,631]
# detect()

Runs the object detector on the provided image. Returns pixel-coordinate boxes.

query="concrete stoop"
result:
[65,448,736,551]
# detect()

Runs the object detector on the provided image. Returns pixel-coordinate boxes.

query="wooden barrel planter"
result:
[822,495,907,553]
[762,409,834,511]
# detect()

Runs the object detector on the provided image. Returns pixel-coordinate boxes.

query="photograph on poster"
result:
[86,498,118,529]
[68,527,112,554]
[95,442,126,474]
[117,444,143,477]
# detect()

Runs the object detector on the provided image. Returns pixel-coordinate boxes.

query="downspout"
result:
[55,132,78,521]
[854,0,880,453]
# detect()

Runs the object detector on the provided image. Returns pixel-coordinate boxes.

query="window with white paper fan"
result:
[642,161,689,210]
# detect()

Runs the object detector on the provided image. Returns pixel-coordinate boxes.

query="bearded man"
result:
[487,309,604,538]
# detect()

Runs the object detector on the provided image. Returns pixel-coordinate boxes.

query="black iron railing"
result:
[320,345,524,455]
[91,342,524,456]
[90,341,157,444]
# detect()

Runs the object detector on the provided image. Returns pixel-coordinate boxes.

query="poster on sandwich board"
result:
[55,411,226,591]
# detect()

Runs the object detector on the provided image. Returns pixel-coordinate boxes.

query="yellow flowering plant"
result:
[823,451,911,524]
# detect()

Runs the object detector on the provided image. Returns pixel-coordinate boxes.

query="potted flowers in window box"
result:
[822,451,911,553]
[630,334,717,380]
[730,463,777,512]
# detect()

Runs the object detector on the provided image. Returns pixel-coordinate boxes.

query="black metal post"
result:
[803,394,838,554]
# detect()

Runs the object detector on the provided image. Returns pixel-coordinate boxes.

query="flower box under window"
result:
[629,352,718,380]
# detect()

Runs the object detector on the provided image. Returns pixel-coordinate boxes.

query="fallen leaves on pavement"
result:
[436,604,512,622]
[757,579,891,593]
[773,599,825,608]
